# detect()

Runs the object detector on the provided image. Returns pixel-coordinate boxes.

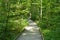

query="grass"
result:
[42,26,60,40]
[36,18,60,40]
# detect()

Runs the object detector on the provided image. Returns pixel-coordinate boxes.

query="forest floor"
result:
[16,20,43,40]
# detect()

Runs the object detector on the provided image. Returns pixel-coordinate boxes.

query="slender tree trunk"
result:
[40,0,42,18]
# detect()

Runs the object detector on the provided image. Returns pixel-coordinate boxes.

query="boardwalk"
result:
[16,20,43,40]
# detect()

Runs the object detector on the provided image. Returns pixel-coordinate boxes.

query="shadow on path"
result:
[16,20,43,40]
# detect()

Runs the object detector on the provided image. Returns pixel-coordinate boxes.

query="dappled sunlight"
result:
[25,27,33,30]
[25,25,39,32]
[22,32,41,36]
[28,20,37,26]
[17,20,42,40]
[25,27,37,32]
[29,23,37,25]
[14,20,19,22]
[22,33,27,35]
[1,0,60,40]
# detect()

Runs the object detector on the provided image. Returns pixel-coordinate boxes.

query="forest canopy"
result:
[0,0,60,40]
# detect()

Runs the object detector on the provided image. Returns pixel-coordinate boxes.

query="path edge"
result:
[39,27,44,40]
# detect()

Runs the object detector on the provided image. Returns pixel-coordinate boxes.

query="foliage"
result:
[0,0,60,40]
[30,0,60,40]
[37,0,60,40]
[0,0,28,40]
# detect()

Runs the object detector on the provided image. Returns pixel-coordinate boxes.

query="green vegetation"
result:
[30,0,60,40]
[0,0,28,40]
[0,0,60,40]
[33,0,60,40]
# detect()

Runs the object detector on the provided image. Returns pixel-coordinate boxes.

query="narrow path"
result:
[16,20,43,40]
